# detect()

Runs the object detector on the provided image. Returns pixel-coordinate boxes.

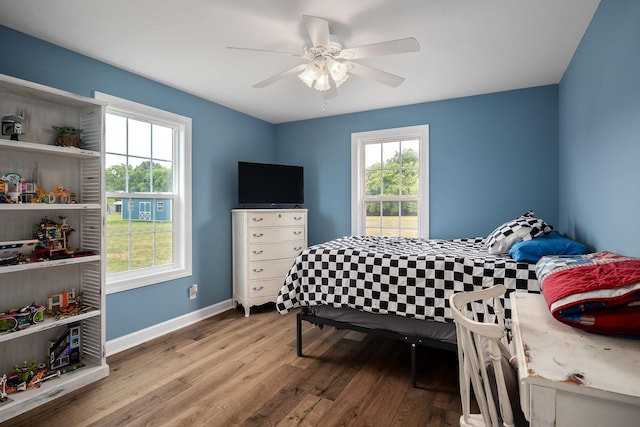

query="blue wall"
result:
[559,0,640,257]
[0,25,276,340]
[1,16,576,342]
[275,86,559,245]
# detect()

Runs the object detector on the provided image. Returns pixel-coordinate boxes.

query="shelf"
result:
[0,362,109,423]
[0,72,106,422]
[0,309,101,344]
[0,255,100,274]
[0,139,100,159]
[0,203,100,211]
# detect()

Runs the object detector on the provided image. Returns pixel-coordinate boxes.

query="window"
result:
[351,125,429,238]
[96,92,192,294]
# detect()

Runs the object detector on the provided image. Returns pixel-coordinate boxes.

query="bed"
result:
[276,232,544,386]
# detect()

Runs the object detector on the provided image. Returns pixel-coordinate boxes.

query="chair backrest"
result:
[450,284,518,427]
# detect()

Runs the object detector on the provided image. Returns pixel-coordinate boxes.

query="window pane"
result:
[401,168,419,195]
[365,170,382,196]
[152,160,173,192]
[106,197,130,274]
[382,201,399,223]
[153,124,173,162]
[364,143,381,170]
[105,114,127,155]
[382,168,399,196]
[128,158,151,192]
[131,232,154,269]
[401,201,418,229]
[128,119,151,158]
[401,139,419,165]
[382,228,399,237]
[400,229,418,238]
[382,141,399,166]
[105,154,129,192]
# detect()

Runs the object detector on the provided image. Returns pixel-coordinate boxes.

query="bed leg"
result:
[411,343,417,388]
[297,313,303,357]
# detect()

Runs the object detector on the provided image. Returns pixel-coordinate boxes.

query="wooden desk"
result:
[510,292,640,427]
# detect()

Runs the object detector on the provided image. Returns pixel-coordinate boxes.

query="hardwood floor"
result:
[6,304,463,426]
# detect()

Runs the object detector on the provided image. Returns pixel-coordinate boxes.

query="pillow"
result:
[486,211,553,255]
[509,231,588,263]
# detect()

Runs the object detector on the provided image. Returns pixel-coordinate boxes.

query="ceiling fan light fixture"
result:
[298,62,322,88]
[313,73,331,91]
[328,60,348,81]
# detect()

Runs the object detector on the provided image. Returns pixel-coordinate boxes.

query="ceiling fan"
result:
[228,15,420,99]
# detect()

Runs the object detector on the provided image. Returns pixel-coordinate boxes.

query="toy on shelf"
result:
[34,216,74,259]
[0,163,78,204]
[1,361,61,395]
[0,172,23,203]
[31,217,94,261]
[46,288,94,319]
[48,186,75,204]
[1,114,25,141]
[0,302,45,333]
[49,325,81,370]
[53,126,83,148]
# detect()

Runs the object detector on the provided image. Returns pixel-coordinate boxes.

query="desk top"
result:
[510,292,640,403]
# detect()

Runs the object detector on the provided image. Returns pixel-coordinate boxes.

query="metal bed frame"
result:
[296,311,457,387]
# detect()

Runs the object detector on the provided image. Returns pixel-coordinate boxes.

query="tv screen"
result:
[238,161,304,207]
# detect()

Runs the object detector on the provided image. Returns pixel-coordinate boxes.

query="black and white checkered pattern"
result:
[276,235,540,323]
[485,212,553,254]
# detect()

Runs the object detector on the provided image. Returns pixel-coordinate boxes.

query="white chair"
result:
[450,285,525,427]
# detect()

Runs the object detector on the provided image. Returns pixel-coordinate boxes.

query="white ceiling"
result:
[0,0,600,124]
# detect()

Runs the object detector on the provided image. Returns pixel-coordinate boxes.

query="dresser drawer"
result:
[248,258,295,280]
[248,241,305,261]
[247,211,306,227]
[247,277,285,298]
[248,226,305,243]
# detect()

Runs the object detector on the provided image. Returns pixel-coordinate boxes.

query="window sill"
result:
[106,266,191,294]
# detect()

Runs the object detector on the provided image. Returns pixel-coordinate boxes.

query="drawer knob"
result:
[294,246,302,251]
[252,268,264,273]
[252,217,264,222]
[294,216,302,220]
[252,233,264,238]
[252,250,264,255]
[293,231,302,235]
[252,286,264,291]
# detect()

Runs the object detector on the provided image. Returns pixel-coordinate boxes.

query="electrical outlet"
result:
[189,284,198,300]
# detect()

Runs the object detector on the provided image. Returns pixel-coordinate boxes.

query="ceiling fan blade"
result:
[347,62,405,87]
[227,46,301,57]
[303,15,330,48]
[253,64,306,88]
[339,37,420,60]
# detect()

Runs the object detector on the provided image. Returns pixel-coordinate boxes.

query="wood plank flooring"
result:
[5,304,463,426]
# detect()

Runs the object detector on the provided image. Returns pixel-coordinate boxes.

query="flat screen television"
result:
[238,161,304,208]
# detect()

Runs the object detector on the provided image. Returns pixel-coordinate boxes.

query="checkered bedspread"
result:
[276,235,540,323]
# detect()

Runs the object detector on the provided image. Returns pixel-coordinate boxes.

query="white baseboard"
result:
[105,299,234,356]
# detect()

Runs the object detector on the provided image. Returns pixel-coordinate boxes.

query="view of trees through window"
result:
[106,161,172,193]
[364,139,420,237]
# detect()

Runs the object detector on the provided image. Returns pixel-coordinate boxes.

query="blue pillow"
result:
[509,231,588,263]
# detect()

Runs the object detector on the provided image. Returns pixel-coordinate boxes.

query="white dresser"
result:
[232,209,307,316]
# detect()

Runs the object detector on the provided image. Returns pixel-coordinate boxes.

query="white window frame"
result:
[351,125,429,238]
[95,92,192,294]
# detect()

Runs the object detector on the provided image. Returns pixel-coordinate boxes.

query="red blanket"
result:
[536,252,640,336]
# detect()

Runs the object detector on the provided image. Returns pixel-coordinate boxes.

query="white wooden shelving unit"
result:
[0,74,108,422]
